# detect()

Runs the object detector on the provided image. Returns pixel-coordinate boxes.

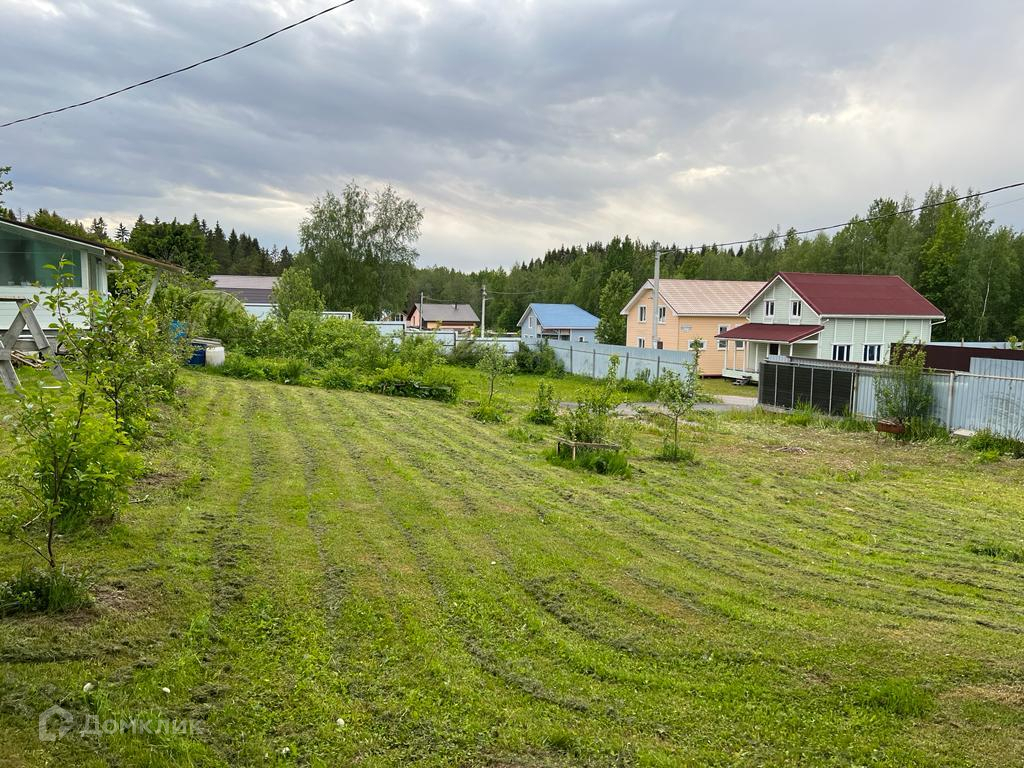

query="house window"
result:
[578,335,585,343]
[832,344,852,362]
[657,305,666,324]
[768,343,780,356]
[764,300,775,320]
[528,316,533,329]
[0,232,84,288]
[637,337,646,348]
[717,325,729,350]
[791,300,802,318]
[735,340,745,351]
[638,305,647,323]
[863,344,882,363]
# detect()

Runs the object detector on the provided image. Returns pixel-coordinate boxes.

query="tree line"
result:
[412,186,1024,343]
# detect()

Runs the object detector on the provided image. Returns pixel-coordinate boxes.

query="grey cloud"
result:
[3,1,1024,270]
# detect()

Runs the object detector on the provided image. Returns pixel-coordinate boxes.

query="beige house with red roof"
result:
[716,272,946,382]
[621,279,765,376]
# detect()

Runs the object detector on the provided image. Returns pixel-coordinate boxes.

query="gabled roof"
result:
[211,275,278,304]
[741,272,945,318]
[716,323,824,343]
[517,303,599,330]
[620,279,765,316]
[0,218,184,273]
[412,302,480,323]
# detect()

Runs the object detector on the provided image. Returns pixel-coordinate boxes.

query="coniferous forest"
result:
[5,182,1023,342]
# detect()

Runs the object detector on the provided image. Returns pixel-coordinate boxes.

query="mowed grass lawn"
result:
[1,371,1023,767]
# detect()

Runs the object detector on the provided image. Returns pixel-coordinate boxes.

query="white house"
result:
[1,218,182,332]
[716,272,945,381]
[518,303,600,344]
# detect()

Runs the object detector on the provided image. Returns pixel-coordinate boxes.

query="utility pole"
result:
[480,284,487,338]
[651,247,661,351]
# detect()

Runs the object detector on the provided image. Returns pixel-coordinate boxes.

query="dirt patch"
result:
[946,683,1024,707]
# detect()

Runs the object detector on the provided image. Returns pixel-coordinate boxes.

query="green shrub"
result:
[875,345,937,440]
[264,358,306,385]
[967,430,1024,459]
[0,567,91,617]
[546,446,630,477]
[448,340,485,368]
[396,335,445,372]
[507,425,544,443]
[514,342,564,376]
[656,442,697,463]
[319,364,360,390]
[219,352,267,380]
[525,382,558,425]
[471,402,505,423]
[370,364,457,402]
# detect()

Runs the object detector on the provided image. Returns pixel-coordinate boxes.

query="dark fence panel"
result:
[760,361,854,415]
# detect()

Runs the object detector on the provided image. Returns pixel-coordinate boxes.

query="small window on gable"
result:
[764,300,775,319]
[657,305,666,323]
[791,300,802,318]
[528,316,533,329]
[638,305,647,323]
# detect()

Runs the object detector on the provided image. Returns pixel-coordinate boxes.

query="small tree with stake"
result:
[472,343,513,422]
[655,340,703,461]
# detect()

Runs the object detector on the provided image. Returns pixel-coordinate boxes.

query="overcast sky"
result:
[3,1,1023,270]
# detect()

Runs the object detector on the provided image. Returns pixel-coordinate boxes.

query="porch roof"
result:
[716,323,823,343]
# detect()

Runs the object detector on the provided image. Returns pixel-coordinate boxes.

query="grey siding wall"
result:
[746,280,819,325]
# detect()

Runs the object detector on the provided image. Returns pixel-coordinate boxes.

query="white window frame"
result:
[637,337,646,348]
[717,325,729,350]
[764,300,775,321]
[528,316,533,329]
[791,300,802,320]
[735,340,745,351]
[577,335,585,343]
[638,305,647,323]
[863,344,882,363]
[832,344,852,362]
[657,305,666,324]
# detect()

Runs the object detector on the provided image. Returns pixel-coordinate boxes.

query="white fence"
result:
[543,340,695,381]
[768,356,1024,438]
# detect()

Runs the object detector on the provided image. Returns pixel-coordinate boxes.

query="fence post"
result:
[625,352,630,379]
[656,355,661,378]
[946,371,955,430]
[592,347,597,377]
[569,345,574,375]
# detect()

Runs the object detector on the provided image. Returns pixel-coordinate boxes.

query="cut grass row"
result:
[0,371,1022,766]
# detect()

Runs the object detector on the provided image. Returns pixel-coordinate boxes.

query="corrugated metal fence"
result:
[762,357,1024,438]
[544,340,694,381]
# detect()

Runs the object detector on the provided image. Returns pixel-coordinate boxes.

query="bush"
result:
[836,409,873,432]
[264,358,306,385]
[514,342,564,376]
[220,352,267,380]
[448,340,485,368]
[656,442,697,463]
[525,382,558,425]
[471,402,505,423]
[967,430,1024,459]
[0,567,91,617]
[369,364,457,402]
[875,345,938,440]
[319,364,360,390]
[546,446,630,477]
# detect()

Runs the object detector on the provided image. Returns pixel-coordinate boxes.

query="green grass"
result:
[1,371,1023,766]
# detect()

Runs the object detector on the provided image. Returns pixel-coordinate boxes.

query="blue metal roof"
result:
[519,303,599,329]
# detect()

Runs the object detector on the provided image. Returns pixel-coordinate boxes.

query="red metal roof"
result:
[716,323,824,343]
[741,272,945,317]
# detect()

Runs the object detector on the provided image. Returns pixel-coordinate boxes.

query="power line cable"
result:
[0,0,359,129]
[675,181,1024,252]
